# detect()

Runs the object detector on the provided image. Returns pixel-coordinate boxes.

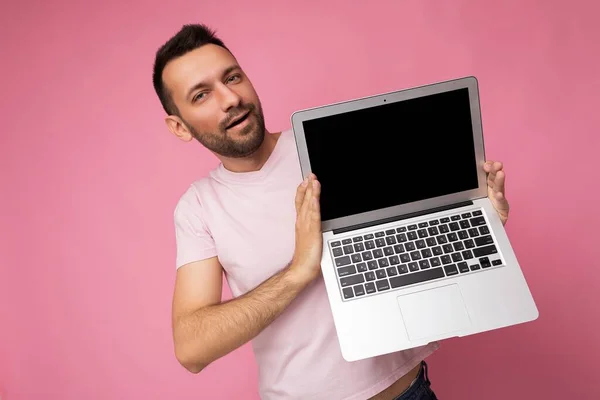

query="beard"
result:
[186,100,266,158]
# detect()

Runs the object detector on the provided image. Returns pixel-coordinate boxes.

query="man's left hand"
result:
[484,161,510,225]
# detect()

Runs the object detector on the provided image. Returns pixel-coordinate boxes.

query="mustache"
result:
[220,103,255,131]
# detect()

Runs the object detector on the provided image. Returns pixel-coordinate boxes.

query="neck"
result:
[219,131,281,173]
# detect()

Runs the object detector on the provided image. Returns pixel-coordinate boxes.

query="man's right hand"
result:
[290,173,323,284]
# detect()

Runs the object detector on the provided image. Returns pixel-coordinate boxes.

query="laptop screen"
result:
[301,87,479,222]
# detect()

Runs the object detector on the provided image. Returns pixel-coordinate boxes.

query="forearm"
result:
[173,263,310,372]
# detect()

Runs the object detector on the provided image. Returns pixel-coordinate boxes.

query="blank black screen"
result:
[302,88,479,222]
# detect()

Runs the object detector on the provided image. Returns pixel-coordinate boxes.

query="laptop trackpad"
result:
[396,284,471,341]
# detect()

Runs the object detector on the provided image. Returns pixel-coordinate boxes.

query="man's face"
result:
[162,44,266,158]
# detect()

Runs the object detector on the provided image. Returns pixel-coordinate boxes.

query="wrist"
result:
[285,261,318,289]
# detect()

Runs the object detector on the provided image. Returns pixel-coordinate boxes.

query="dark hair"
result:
[152,24,229,116]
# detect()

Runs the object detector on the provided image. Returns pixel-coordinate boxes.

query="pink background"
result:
[1,0,599,399]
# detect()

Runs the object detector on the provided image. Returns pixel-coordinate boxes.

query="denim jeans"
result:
[392,361,438,400]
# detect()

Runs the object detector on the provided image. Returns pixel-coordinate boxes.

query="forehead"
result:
[162,44,237,99]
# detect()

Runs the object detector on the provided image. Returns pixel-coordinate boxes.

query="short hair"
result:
[152,24,229,116]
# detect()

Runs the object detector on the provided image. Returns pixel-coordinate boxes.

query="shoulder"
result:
[173,177,214,223]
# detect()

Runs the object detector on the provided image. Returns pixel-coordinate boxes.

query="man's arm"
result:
[171,174,322,373]
[172,258,312,373]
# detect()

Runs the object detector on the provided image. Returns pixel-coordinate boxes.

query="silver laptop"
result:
[290,76,539,362]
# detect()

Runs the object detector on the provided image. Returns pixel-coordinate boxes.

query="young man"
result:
[152,24,510,400]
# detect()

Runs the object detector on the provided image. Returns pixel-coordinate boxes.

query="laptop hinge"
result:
[332,200,474,235]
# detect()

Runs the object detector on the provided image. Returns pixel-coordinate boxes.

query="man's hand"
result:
[483,161,510,225]
[290,173,323,284]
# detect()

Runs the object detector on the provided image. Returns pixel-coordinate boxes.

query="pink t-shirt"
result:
[174,129,439,400]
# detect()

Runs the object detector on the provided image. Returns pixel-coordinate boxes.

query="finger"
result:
[494,190,510,212]
[494,170,506,194]
[300,176,314,217]
[295,177,309,213]
[311,181,321,223]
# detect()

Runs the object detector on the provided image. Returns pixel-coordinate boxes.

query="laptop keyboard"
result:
[329,209,504,301]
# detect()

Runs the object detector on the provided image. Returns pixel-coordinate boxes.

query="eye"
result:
[192,92,207,102]
[226,74,241,84]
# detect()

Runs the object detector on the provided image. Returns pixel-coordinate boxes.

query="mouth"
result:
[226,110,250,130]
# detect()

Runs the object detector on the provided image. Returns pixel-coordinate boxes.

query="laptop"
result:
[290,76,539,362]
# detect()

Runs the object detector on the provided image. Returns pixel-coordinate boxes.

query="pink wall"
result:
[1,0,599,398]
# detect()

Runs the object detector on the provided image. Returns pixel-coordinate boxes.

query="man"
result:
[152,24,510,400]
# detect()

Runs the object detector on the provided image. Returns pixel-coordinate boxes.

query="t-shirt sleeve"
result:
[173,192,217,269]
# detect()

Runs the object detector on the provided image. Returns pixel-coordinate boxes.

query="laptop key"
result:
[407,232,418,240]
[389,255,400,265]
[418,229,428,238]
[375,231,385,237]
[386,236,397,245]
[462,250,474,260]
[405,242,416,251]
[441,255,452,264]
[396,233,407,243]
[333,248,343,257]
[351,254,362,263]
[453,242,465,251]
[332,241,341,247]
[416,240,426,249]
[430,257,441,267]
[385,229,396,235]
[398,264,409,274]
[364,282,376,294]
[389,267,445,288]
[386,267,398,276]
[400,254,411,263]
[342,239,352,245]
[464,239,475,249]
[376,279,390,291]
[419,260,431,269]
[426,238,437,247]
[451,215,461,221]
[492,259,503,266]
[353,236,363,242]
[357,262,368,272]
[340,274,365,287]
[479,226,490,235]
[354,242,365,252]
[440,217,450,223]
[469,216,486,226]
[470,263,481,271]
[468,228,480,237]
[447,233,459,242]
[361,251,373,260]
[408,224,418,230]
[373,249,384,258]
[458,230,469,240]
[461,213,472,218]
[364,234,374,239]
[409,262,420,272]
[335,256,351,267]
[394,244,405,253]
[397,227,407,233]
[429,219,440,225]
[418,222,428,228]
[439,224,450,233]
[365,271,376,280]
[410,251,422,260]
[444,264,459,276]
[343,245,354,254]
[479,257,491,268]
[460,220,471,229]
[365,240,375,249]
[475,235,494,246]
[451,253,463,262]
[384,247,394,256]
[449,222,460,231]
[337,265,356,277]
[368,261,378,270]
[375,238,386,247]
[428,227,439,236]
[378,258,389,268]
[432,246,443,256]
[473,210,483,216]
[342,287,354,299]
[421,249,433,258]
[436,235,448,244]
[353,284,365,296]
[443,244,454,253]
[473,245,497,257]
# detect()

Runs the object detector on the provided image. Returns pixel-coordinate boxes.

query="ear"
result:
[165,115,193,142]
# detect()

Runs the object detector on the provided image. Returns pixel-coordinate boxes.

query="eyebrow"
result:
[186,65,241,100]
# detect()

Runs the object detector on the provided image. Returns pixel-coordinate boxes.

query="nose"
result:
[216,83,242,112]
